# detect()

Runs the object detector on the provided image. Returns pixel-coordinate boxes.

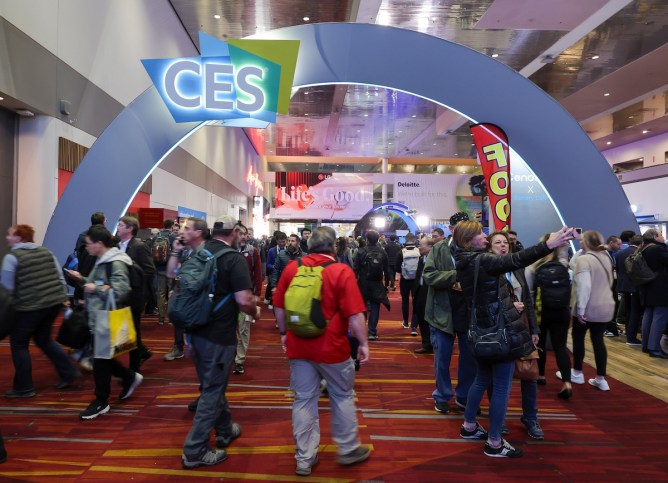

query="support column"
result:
[381,157,388,204]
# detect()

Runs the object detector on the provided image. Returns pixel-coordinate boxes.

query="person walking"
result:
[273,227,371,476]
[2,224,78,398]
[177,217,259,469]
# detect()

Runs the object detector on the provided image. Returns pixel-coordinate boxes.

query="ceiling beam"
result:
[398,0,633,155]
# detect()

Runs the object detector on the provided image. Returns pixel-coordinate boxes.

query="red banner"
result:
[470,123,511,232]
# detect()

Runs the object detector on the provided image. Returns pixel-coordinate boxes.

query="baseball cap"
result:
[449,212,470,226]
[213,215,239,230]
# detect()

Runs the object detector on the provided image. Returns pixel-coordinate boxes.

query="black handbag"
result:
[467,256,512,361]
[57,306,90,349]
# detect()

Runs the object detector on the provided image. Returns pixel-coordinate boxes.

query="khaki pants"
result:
[235,314,252,365]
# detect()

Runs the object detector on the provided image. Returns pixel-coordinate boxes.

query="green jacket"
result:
[423,239,458,335]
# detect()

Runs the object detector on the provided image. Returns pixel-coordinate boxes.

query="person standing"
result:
[413,237,435,354]
[116,216,155,372]
[384,235,401,291]
[422,213,475,413]
[233,224,263,375]
[453,222,574,458]
[152,219,178,327]
[571,230,616,390]
[487,231,544,440]
[2,224,78,398]
[395,233,420,331]
[273,227,371,476]
[178,216,259,469]
[299,228,311,254]
[525,236,573,399]
[67,225,143,419]
[615,235,643,345]
[638,229,668,358]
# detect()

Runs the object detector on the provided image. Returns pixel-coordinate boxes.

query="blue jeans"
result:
[10,305,78,393]
[464,359,515,440]
[520,380,538,422]
[430,327,476,403]
[642,306,668,352]
[183,335,237,456]
[367,301,380,337]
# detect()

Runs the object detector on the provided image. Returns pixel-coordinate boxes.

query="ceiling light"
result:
[411,114,416,118]
[16,109,34,117]
[357,129,361,133]
[591,55,600,60]
[628,116,633,119]
[213,14,221,19]
[364,114,368,117]
[491,53,499,58]
[606,141,612,145]
[304,113,309,116]
[642,129,651,134]
[603,92,610,96]
[303,16,310,22]
[0,96,3,101]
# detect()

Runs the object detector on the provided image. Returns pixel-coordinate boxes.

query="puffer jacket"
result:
[455,242,551,358]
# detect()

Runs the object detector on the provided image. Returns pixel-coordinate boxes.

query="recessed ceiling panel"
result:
[475,0,609,31]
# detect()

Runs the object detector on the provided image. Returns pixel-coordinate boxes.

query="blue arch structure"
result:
[356,203,420,235]
[45,23,636,260]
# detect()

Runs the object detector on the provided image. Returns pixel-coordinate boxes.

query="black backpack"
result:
[364,247,385,281]
[535,261,571,308]
[105,261,145,310]
[624,246,658,286]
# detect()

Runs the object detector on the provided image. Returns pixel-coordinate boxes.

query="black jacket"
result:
[384,241,402,268]
[639,240,668,307]
[455,242,551,358]
[615,244,638,294]
[354,245,390,309]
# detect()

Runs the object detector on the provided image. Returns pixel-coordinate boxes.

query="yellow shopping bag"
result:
[93,290,137,359]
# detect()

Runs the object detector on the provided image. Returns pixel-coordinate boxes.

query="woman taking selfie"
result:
[453,222,574,458]
[487,231,544,441]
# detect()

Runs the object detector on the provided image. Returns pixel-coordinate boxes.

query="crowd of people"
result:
[1,209,667,471]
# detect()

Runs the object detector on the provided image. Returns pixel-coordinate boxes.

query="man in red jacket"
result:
[233,225,263,375]
[273,226,371,477]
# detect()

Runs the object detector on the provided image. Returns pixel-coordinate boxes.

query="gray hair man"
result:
[273,226,371,476]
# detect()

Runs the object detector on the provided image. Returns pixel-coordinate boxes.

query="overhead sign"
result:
[273,173,373,220]
[393,174,462,220]
[471,123,511,232]
[177,206,207,220]
[142,33,299,126]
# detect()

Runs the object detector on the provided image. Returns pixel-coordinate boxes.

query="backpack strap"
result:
[209,245,241,314]
[586,252,613,288]
[469,255,482,330]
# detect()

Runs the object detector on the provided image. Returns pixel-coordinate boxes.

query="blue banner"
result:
[177,206,207,220]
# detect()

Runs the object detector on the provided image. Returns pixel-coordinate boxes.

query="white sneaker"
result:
[588,378,610,391]
[556,371,584,384]
[268,304,273,310]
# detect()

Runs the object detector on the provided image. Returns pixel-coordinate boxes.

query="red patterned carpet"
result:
[1,289,667,482]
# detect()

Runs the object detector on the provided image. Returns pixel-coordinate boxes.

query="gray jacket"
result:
[84,248,133,329]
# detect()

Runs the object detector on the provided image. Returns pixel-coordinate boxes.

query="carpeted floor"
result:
[0,288,666,482]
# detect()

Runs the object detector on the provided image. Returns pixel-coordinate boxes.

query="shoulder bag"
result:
[467,255,512,361]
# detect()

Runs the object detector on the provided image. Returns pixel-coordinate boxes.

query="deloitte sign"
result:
[142,33,299,127]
